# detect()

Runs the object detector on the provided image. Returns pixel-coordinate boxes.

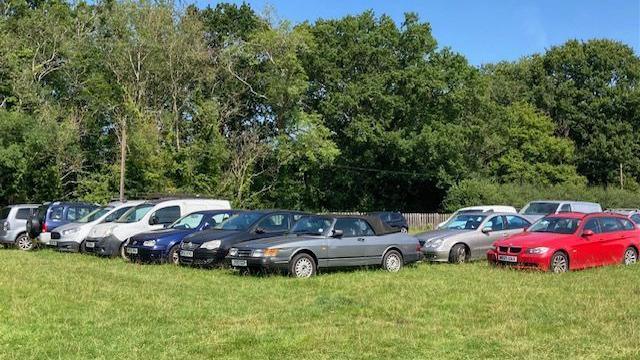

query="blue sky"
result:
[197,0,640,66]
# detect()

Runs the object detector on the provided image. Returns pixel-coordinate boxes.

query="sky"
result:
[196,0,640,66]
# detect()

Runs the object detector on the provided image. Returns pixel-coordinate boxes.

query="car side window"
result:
[67,206,77,221]
[105,207,131,222]
[15,208,32,220]
[630,214,640,224]
[356,219,376,236]
[334,219,363,237]
[486,216,504,231]
[620,219,635,230]
[150,206,181,225]
[210,213,230,226]
[257,214,289,232]
[600,217,623,233]
[583,219,601,233]
[559,204,572,212]
[505,216,530,230]
[50,206,64,221]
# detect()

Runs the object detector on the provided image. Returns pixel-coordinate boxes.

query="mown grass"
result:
[0,248,639,359]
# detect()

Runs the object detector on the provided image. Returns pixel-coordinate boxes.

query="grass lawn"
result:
[0,248,639,359]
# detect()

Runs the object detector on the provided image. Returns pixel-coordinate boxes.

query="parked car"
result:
[178,210,308,267]
[369,211,409,232]
[51,201,144,252]
[125,209,238,264]
[438,205,517,229]
[84,198,231,258]
[27,202,100,249]
[488,212,640,272]
[418,212,531,263]
[226,214,421,277]
[519,200,602,222]
[605,209,640,224]
[0,204,39,250]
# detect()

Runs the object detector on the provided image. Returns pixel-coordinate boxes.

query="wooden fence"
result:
[333,212,452,230]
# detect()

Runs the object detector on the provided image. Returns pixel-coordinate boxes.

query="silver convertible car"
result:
[226,215,422,277]
[417,212,531,263]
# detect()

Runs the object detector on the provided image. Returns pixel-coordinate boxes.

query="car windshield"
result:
[116,204,154,223]
[290,216,333,235]
[521,202,560,215]
[76,207,112,223]
[529,217,580,234]
[214,212,262,231]
[171,213,205,230]
[443,214,487,230]
[0,207,10,220]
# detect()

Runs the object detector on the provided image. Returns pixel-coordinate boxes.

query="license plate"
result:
[180,250,193,257]
[498,255,518,263]
[126,247,138,254]
[232,259,247,267]
[86,242,95,248]
[50,241,57,246]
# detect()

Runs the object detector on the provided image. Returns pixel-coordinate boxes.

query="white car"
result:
[84,198,231,258]
[438,205,517,229]
[519,200,602,222]
[49,201,145,252]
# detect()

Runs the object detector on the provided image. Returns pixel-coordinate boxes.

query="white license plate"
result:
[50,241,57,246]
[232,259,247,267]
[498,255,518,263]
[180,250,193,258]
[86,242,95,248]
[126,247,138,254]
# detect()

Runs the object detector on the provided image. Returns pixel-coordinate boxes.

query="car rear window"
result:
[0,207,10,220]
[15,208,32,220]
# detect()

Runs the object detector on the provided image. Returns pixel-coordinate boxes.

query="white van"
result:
[519,200,602,222]
[84,198,231,258]
[438,205,517,229]
[50,201,145,252]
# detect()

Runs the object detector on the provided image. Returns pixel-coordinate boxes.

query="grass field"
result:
[0,248,639,359]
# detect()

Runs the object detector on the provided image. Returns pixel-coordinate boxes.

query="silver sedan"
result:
[417,212,531,263]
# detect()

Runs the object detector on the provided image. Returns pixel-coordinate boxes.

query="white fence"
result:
[334,212,451,230]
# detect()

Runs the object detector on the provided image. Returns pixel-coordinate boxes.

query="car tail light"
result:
[2,221,8,231]
[416,243,422,252]
[42,222,48,233]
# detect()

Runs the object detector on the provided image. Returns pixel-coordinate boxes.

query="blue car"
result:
[125,209,238,264]
[26,202,99,248]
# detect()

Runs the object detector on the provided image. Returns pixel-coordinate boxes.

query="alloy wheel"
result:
[294,257,314,278]
[17,235,33,251]
[551,253,568,273]
[385,253,402,272]
[455,247,466,263]
[624,248,637,265]
[171,250,180,265]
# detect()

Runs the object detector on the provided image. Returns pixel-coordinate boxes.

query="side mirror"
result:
[481,226,492,234]
[332,229,344,238]
[202,223,211,231]
[255,227,266,234]
[162,223,170,229]
[523,226,529,232]
[582,229,594,237]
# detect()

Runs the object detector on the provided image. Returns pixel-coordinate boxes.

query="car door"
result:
[252,213,291,240]
[597,217,627,265]
[148,206,181,230]
[572,218,607,268]
[471,215,507,259]
[327,218,367,267]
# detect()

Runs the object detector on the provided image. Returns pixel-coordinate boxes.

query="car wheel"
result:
[289,253,316,278]
[549,251,569,273]
[623,247,637,265]
[400,227,408,233]
[79,240,86,253]
[120,242,129,261]
[16,234,34,251]
[167,245,180,265]
[382,250,403,272]
[448,244,468,264]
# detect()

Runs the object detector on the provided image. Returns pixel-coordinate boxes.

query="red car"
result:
[487,212,640,272]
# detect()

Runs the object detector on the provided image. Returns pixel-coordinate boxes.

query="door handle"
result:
[357,238,365,242]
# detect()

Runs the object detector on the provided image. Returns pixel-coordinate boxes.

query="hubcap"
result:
[385,253,401,272]
[624,249,637,265]
[172,250,179,265]
[294,257,314,278]
[401,228,408,233]
[18,236,32,251]
[551,254,568,273]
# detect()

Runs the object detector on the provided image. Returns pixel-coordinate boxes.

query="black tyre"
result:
[79,240,87,253]
[623,247,638,265]
[289,253,316,278]
[16,233,34,251]
[400,227,408,233]
[120,242,129,260]
[166,245,180,265]
[549,251,569,273]
[448,243,468,264]
[382,250,403,272]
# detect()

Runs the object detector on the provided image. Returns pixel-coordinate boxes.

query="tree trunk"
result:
[119,121,127,202]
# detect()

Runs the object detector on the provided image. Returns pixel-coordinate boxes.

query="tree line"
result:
[1,0,639,211]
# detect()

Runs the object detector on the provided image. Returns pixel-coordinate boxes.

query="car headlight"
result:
[428,239,444,248]
[251,249,264,257]
[228,248,238,256]
[525,247,550,254]
[143,240,156,247]
[62,228,79,236]
[201,240,221,250]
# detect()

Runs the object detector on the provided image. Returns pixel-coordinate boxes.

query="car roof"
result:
[459,205,516,211]
[546,212,628,220]
[453,211,523,217]
[4,204,39,208]
[320,214,399,235]
[528,200,600,205]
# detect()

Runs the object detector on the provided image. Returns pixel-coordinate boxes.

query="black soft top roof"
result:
[319,214,400,236]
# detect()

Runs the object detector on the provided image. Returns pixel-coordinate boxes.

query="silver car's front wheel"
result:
[289,253,316,278]
[623,247,637,265]
[382,250,403,272]
[448,244,468,264]
[16,234,34,251]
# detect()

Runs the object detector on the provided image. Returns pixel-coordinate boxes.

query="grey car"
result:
[0,204,39,250]
[226,215,421,277]
[417,212,531,263]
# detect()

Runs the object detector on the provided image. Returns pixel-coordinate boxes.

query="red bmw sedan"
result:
[487,212,640,272]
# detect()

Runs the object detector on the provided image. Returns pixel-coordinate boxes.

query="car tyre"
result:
[289,253,316,278]
[167,245,180,265]
[448,244,468,264]
[400,227,408,233]
[120,242,129,261]
[382,250,403,272]
[549,251,569,273]
[79,240,86,253]
[623,247,637,265]
[16,233,34,251]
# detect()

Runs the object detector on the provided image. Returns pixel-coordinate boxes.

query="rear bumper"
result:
[84,235,122,257]
[0,229,21,243]
[37,232,54,246]
[178,248,225,267]
[487,250,550,271]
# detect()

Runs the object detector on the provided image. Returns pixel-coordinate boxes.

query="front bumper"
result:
[178,247,226,267]
[421,247,450,262]
[84,235,122,257]
[487,250,550,271]
[126,246,167,263]
[54,241,81,253]
[225,255,289,271]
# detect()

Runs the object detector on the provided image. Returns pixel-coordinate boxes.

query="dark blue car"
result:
[125,209,238,264]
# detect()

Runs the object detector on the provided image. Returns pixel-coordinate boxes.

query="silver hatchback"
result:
[0,204,39,250]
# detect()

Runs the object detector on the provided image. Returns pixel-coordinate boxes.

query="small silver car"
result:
[0,204,39,250]
[417,212,531,263]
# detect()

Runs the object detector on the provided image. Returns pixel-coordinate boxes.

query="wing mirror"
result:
[582,229,594,237]
[331,229,344,238]
[481,226,492,234]
[254,227,266,234]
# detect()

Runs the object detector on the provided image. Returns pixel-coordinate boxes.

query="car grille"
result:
[499,246,522,254]
[509,247,522,254]
[181,242,199,250]
[499,246,509,253]
[237,249,253,257]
